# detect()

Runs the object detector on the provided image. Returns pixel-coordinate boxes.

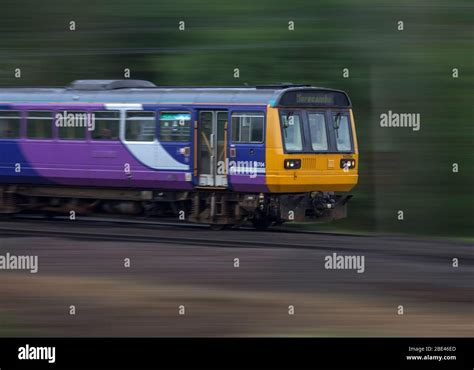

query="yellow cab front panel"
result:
[265,105,359,193]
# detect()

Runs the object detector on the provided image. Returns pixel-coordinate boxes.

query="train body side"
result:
[0,104,273,193]
[0,104,193,190]
[0,103,359,194]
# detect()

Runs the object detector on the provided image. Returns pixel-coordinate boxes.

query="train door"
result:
[198,111,228,187]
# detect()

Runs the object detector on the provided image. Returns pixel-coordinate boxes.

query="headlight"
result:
[284,159,301,169]
[340,159,356,169]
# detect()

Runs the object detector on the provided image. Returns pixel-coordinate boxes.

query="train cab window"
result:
[0,110,21,139]
[27,111,53,139]
[159,112,191,142]
[125,111,155,142]
[92,111,120,140]
[308,113,328,151]
[280,112,303,151]
[231,113,264,143]
[333,114,352,151]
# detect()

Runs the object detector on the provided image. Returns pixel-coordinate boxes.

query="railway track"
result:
[0,216,472,264]
[2,213,369,237]
[0,221,359,252]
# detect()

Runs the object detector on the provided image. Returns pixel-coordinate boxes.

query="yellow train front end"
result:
[265,107,358,193]
[261,88,358,224]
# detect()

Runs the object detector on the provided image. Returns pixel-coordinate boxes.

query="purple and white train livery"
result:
[0,80,358,229]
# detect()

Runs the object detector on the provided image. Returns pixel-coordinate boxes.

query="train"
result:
[0,80,359,229]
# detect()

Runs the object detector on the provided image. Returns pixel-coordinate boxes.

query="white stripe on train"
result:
[105,103,188,171]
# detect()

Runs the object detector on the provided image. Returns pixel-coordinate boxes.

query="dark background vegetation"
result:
[0,0,472,236]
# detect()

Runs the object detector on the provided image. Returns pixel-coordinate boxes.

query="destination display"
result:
[277,89,351,107]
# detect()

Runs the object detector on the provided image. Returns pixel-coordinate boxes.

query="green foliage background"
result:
[0,0,472,236]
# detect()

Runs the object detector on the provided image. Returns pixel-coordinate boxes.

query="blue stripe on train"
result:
[0,141,53,184]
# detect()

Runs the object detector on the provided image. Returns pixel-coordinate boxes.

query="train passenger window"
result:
[308,113,328,151]
[92,111,120,140]
[57,111,91,140]
[58,126,86,140]
[0,110,21,139]
[333,114,352,151]
[27,111,53,139]
[231,113,264,143]
[159,112,191,142]
[125,111,155,142]
[280,112,303,151]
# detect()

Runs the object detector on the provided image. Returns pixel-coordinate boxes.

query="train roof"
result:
[0,80,351,107]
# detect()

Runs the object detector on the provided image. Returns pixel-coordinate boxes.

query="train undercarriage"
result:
[0,185,351,230]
